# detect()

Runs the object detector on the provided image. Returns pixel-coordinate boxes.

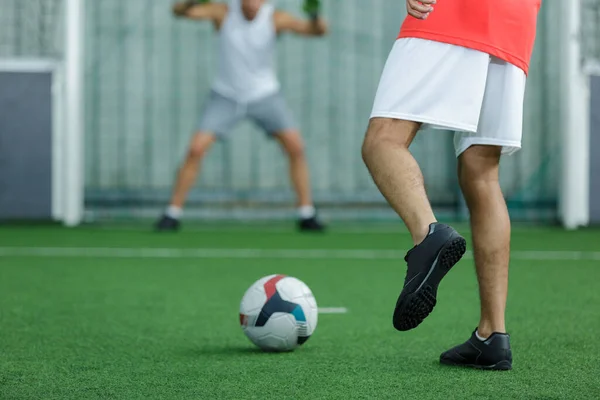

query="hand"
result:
[310,17,328,36]
[406,0,436,20]
[172,1,195,17]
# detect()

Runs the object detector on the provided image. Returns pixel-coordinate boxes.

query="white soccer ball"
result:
[239,274,318,352]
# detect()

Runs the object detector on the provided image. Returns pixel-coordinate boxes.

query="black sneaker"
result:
[155,215,180,232]
[393,223,466,331]
[298,216,325,232]
[440,330,513,370]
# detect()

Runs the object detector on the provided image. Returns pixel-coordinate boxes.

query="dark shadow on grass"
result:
[181,344,317,358]
[434,361,514,373]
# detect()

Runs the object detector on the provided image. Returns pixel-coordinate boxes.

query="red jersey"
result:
[398,0,541,74]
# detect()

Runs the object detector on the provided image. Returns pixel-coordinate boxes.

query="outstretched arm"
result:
[172,1,228,29]
[274,11,328,37]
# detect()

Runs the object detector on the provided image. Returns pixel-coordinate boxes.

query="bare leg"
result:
[274,130,312,207]
[459,145,509,337]
[169,132,216,208]
[362,118,437,245]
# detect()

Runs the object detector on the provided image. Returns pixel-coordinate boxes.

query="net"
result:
[0,0,573,223]
[82,0,561,221]
[582,0,600,73]
[0,0,64,59]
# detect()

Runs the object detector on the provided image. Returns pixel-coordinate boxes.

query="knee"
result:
[187,133,214,160]
[458,156,480,187]
[361,123,380,164]
[458,146,502,190]
[361,119,407,164]
[361,135,373,166]
[188,145,205,160]
[287,140,305,160]
[279,132,305,160]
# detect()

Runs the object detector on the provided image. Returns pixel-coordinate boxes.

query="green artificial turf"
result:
[1,223,599,399]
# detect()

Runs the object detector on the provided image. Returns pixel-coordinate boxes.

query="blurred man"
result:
[156,0,327,232]
[362,0,541,369]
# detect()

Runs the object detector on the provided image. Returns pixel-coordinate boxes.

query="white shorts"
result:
[370,38,527,157]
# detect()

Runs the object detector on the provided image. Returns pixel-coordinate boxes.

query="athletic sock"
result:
[166,205,183,220]
[475,330,488,342]
[298,205,316,219]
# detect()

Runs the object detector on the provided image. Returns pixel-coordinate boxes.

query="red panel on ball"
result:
[263,275,286,300]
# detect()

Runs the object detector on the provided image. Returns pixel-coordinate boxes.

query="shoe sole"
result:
[393,235,467,331]
[440,358,512,371]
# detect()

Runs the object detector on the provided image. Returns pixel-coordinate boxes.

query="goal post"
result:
[559,0,590,230]
[63,0,85,226]
[0,0,84,226]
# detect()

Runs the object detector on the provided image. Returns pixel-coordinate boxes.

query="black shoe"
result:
[298,216,325,232]
[155,215,180,231]
[440,330,513,370]
[393,223,466,331]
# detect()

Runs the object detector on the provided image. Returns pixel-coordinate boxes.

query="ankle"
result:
[477,322,506,339]
[298,205,316,219]
[411,221,437,246]
[166,205,183,219]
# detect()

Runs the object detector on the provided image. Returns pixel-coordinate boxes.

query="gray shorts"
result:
[197,90,297,139]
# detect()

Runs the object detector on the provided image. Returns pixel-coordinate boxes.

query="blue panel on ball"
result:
[291,305,306,322]
[255,291,299,327]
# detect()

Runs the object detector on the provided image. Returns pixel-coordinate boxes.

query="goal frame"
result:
[0,0,85,226]
[559,0,592,229]
[61,0,85,226]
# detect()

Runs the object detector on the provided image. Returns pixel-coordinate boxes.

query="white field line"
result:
[318,307,348,314]
[0,247,600,261]
[89,225,553,235]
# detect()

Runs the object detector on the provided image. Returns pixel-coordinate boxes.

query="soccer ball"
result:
[239,274,318,352]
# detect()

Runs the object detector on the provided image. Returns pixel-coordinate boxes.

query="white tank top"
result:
[211,0,280,102]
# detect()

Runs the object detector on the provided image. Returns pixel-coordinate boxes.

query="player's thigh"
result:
[371,38,490,133]
[247,92,297,137]
[197,90,244,139]
[454,58,526,157]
